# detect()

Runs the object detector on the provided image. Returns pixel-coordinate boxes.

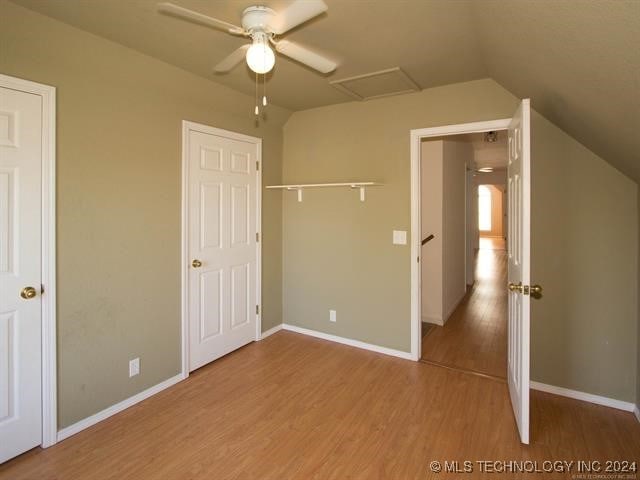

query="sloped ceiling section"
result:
[471,0,640,183]
[8,0,640,181]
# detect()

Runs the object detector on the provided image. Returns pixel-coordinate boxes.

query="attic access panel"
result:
[330,67,421,101]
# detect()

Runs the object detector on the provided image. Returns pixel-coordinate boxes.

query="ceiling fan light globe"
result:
[246,42,275,74]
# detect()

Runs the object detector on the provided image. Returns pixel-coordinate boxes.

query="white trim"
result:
[181,121,262,378]
[282,324,413,360]
[422,315,443,326]
[181,122,189,379]
[255,139,262,343]
[634,405,640,423]
[410,119,511,362]
[531,381,635,412]
[260,324,283,339]
[0,74,57,448]
[57,374,183,442]
[443,291,467,325]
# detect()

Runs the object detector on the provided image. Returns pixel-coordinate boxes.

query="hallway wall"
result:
[419,139,471,325]
[420,141,443,323]
[442,140,471,320]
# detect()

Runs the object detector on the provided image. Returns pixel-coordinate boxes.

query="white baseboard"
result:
[531,381,635,412]
[57,373,184,442]
[443,290,466,325]
[634,405,640,423]
[260,324,283,339]
[421,315,443,326]
[282,324,413,360]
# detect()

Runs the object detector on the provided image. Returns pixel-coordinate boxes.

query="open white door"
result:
[507,99,531,444]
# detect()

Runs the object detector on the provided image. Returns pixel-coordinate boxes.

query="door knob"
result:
[20,286,37,299]
[530,284,543,299]
[192,259,203,268]
[508,282,523,293]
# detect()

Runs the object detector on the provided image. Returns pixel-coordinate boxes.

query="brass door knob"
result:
[192,259,203,268]
[508,282,523,293]
[20,286,37,299]
[530,284,543,299]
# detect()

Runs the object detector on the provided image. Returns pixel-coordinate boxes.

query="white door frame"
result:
[180,120,262,378]
[0,73,57,447]
[409,119,510,361]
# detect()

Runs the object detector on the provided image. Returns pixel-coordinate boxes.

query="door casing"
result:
[180,121,262,378]
[409,119,511,361]
[0,73,57,448]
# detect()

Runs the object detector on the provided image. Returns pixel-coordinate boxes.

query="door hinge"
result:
[417,256,420,263]
[256,305,260,315]
[256,161,259,171]
[256,232,260,242]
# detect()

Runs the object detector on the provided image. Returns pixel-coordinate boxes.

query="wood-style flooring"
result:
[1,330,639,479]
[422,236,508,379]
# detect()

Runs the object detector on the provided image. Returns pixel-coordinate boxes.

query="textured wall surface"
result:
[283,79,638,401]
[1,1,289,427]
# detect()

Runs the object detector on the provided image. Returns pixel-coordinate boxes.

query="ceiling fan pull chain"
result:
[254,70,259,115]
[263,73,268,107]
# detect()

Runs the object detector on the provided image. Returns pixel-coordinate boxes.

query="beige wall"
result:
[282,79,517,351]
[0,1,290,428]
[420,141,443,323]
[282,78,638,402]
[530,111,638,402]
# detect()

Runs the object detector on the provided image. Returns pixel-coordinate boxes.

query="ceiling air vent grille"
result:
[330,67,420,101]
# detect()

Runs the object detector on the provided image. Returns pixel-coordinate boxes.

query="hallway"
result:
[421,237,507,378]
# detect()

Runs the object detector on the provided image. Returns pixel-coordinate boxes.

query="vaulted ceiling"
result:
[10,0,640,182]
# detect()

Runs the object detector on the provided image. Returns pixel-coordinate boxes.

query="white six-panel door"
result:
[186,124,260,372]
[507,99,531,444]
[0,87,43,462]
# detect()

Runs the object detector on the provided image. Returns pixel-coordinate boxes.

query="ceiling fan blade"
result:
[275,40,337,74]
[268,0,328,35]
[157,2,245,35]
[214,45,250,73]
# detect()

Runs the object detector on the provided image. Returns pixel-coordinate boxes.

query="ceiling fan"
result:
[157,0,337,75]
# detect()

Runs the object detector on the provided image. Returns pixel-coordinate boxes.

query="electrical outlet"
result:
[329,309,337,323]
[129,358,140,378]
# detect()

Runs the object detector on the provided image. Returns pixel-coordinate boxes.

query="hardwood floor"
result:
[421,236,508,378]
[1,331,638,479]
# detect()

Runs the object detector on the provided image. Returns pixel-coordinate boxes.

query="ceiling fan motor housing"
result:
[242,6,276,33]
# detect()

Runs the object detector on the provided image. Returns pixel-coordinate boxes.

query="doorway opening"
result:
[0,74,57,460]
[417,129,509,379]
[410,102,532,444]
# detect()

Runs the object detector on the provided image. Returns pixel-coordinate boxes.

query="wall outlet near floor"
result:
[329,310,337,323]
[129,357,140,377]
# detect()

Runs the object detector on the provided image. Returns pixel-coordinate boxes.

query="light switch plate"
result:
[129,358,140,377]
[393,230,407,245]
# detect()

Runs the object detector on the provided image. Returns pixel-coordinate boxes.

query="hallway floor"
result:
[421,236,507,378]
